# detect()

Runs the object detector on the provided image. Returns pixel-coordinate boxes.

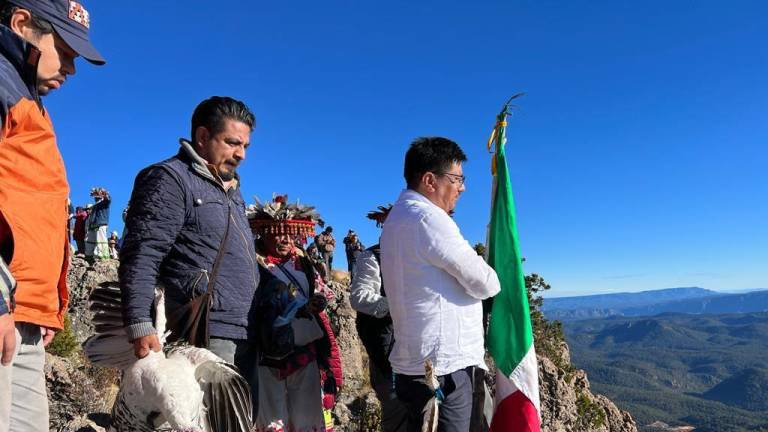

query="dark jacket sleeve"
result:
[89,195,111,227]
[0,254,14,316]
[119,166,186,340]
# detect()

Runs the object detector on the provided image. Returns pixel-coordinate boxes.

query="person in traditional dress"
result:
[85,187,111,260]
[248,195,342,432]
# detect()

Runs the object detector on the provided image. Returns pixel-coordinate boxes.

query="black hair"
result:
[191,96,255,143]
[254,236,266,256]
[0,2,55,37]
[404,137,467,190]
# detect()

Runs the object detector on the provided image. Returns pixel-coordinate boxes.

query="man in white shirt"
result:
[380,137,501,432]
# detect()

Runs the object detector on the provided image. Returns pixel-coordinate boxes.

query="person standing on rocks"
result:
[380,137,500,432]
[247,195,342,432]
[119,96,261,409]
[107,231,119,259]
[85,187,111,260]
[350,205,407,432]
[73,206,88,255]
[343,229,364,277]
[315,226,336,277]
[0,0,106,430]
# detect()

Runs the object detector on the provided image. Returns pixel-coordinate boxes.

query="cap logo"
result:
[68,1,90,29]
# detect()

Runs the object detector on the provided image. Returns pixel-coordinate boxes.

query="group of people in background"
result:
[1,2,500,431]
[305,227,366,282]
[70,188,116,260]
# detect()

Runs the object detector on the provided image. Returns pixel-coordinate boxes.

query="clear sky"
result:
[48,1,766,297]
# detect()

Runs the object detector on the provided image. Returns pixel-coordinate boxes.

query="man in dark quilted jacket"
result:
[119,96,261,410]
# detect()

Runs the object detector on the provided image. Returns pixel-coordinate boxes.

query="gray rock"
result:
[45,353,115,432]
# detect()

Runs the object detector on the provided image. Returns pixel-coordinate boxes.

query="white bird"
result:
[83,282,253,432]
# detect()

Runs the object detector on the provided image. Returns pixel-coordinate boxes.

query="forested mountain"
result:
[564,312,768,432]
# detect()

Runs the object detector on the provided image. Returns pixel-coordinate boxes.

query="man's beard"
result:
[219,159,239,181]
[220,169,236,182]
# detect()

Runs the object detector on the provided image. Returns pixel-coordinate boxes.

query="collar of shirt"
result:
[178,139,239,191]
[399,188,442,212]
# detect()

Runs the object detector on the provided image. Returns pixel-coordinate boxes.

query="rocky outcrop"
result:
[45,352,116,432]
[325,278,382,431]
[49,258,636,432]
[539,353,636,432]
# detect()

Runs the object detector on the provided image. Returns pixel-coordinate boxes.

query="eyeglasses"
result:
[437,172,466,186]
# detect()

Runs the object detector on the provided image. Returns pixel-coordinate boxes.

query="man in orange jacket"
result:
[0,1,105,430]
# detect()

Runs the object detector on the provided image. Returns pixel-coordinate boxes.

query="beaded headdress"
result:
[247,194,324,240]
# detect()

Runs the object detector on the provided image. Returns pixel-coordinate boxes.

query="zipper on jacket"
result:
[230,211,258,288]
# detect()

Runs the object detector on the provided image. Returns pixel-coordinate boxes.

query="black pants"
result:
[395,367,473,432]
[357,315,407,432]
[346,251,356,274]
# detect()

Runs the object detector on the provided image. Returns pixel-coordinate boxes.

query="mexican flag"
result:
[486,97,541,431]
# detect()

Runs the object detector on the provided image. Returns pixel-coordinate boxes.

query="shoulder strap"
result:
[275,259,313,297]
[275,262,301,286]
[300,254,318,296]
[205,204,232,295]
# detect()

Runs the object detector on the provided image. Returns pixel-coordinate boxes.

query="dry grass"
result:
[331,269,351,285]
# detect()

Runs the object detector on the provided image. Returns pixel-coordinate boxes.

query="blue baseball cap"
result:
[9,0,105,65]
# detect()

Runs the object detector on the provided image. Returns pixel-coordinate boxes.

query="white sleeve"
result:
[420,212,500,300]
[349,250,390,318]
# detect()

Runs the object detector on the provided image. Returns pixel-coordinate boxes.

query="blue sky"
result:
[48,1,766,296]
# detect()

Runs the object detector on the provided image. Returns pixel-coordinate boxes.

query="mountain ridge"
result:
[544,288,768,320]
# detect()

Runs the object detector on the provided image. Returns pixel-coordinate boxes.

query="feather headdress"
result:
[366,204,393,228]
[247,194,324,239]
[89,187,109,197]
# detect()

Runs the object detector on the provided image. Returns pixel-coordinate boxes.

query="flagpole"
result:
[485,94,541,432]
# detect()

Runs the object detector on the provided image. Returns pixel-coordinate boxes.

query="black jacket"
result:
[355,245,395,374]
[120,140,259,341]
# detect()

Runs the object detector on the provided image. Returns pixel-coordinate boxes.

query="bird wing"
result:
[195,360,253,432]
[168,345,253,432]
[82,282,136,369]
[83,282,167,369]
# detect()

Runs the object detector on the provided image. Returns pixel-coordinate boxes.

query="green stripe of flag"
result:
[487,108,534,378]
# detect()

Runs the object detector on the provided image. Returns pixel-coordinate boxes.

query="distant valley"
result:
[545,287,768,432]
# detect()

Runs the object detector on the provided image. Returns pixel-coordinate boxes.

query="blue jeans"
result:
[208,337,260,417]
